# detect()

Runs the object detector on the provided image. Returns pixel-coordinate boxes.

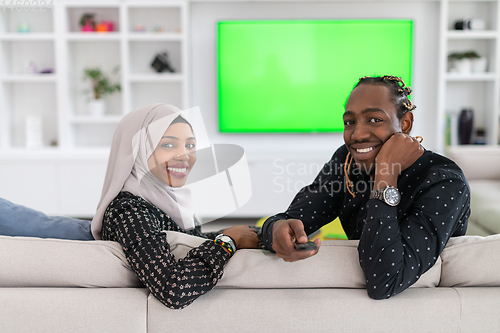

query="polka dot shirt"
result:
[262,145,470,299]
[101,191,231,309]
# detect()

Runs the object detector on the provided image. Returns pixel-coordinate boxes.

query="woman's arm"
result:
[104,199,231,309]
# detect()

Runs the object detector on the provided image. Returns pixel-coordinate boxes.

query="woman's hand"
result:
[223,225,259,249]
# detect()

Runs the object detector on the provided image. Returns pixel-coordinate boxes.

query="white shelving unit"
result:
[438,0,500,153]
[0,0,189,151]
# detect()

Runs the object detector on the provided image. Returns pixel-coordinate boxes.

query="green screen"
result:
[217,20,413,132]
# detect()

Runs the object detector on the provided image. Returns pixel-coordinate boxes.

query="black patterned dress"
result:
[101,191,230,309]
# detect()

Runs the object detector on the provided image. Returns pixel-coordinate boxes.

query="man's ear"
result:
[401,112,414,134]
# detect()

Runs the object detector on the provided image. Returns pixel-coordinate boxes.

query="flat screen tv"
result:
[217,20,413,133]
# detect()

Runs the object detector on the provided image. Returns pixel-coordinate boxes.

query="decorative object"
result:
[79,13,95,32]
[151,52,175,73]
[458,108,474,145]
[96,23,108,32]
[472,57,487,73]
[448,51,483,74]
[39,68,54,74]
[88,99,106,117]
[24,61,37,74]
[25,115,43,150]
[454,18,485,31]
[154,26,165,33]
[133,24,146,32]
[102,21,114,32]
[83,67,121,117]
[474,128,486,145]
[17,23,30,33]
[445,111,459,146]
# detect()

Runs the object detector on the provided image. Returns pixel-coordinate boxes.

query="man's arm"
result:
[359,175,470,299]
[262,148,346,261]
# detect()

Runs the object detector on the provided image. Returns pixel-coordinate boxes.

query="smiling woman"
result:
[91,104,259,309]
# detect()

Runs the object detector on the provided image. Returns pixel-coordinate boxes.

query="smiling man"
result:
[262,75,470,299]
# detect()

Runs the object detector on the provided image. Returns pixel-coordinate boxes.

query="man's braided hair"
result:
[355,75,416,119]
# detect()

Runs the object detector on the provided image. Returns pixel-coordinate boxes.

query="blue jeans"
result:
[0,197,94,240]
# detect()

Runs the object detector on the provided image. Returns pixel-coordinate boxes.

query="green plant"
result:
[448,52,465,60]
[463,51,480,59]
[79,13,95,28]
[448,50,481,60]
[83,67,121,100]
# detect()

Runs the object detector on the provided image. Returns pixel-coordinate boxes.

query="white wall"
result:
[189,1,440,157]
[189,1,440,217]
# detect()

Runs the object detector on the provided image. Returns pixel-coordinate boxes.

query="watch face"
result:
[220,236,232,243]
[384,188,401,206]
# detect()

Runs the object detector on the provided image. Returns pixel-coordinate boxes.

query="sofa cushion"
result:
[439,234,500,287]
[148,288,462,333]
[476,206,500,235]
[0,231,441,289]
[0,235,142,288]
[468,180,500,232]
[165,231,441,289]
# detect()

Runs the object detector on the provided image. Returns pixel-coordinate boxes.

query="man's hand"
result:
[272,219,321,262]
[223,225,259,249]
[374,133,424,189]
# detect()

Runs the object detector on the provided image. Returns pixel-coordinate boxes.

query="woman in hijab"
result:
[92,103,259,309]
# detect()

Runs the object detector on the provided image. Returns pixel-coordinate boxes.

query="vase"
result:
[88,99,105,117]
[455,59,472,74]
[472,57,487,73]
[458,108,474,145]
[25,115,43,150]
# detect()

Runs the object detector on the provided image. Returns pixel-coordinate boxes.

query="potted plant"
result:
[448,51,487,74]
[83,67,121,117]
[80,13,95,32]
[448,51,470,74]
[464,51,488,73]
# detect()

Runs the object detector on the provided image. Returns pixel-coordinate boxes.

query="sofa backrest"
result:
[1,233,499,289]
[446,148,500,180]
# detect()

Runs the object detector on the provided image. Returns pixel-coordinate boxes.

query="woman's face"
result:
[147,122,197,187]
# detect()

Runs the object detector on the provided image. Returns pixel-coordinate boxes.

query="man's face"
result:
[343,84,403,174]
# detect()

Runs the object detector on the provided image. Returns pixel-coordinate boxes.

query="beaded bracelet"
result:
[214,239,234,253]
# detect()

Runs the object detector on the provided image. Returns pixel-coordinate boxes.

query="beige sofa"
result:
[1,231,500,333]
[446,147,500,235]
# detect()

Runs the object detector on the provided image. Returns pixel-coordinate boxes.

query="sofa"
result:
[1,231,499,333]
[446,147,500,236]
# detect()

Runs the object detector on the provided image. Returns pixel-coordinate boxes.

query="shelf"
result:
[70,116,123,124]
[66,32,121,41]
[447,30,498,39]
[128,33,183,41]
[0,33,55,41]
[129,73,184,82]
[0,0,187,153]
[445,72,496,81]
[1,74,56,83]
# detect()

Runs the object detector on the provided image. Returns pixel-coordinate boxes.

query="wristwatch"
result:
[215,234,237,252]
[370,186,401,206]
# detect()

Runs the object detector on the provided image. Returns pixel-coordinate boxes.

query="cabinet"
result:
[438,0,500,151]
[0,0,189,151]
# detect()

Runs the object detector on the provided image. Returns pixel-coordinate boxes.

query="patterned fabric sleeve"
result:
[262,149,345,251]
[105,198,231,309]
[358,173,470,299]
